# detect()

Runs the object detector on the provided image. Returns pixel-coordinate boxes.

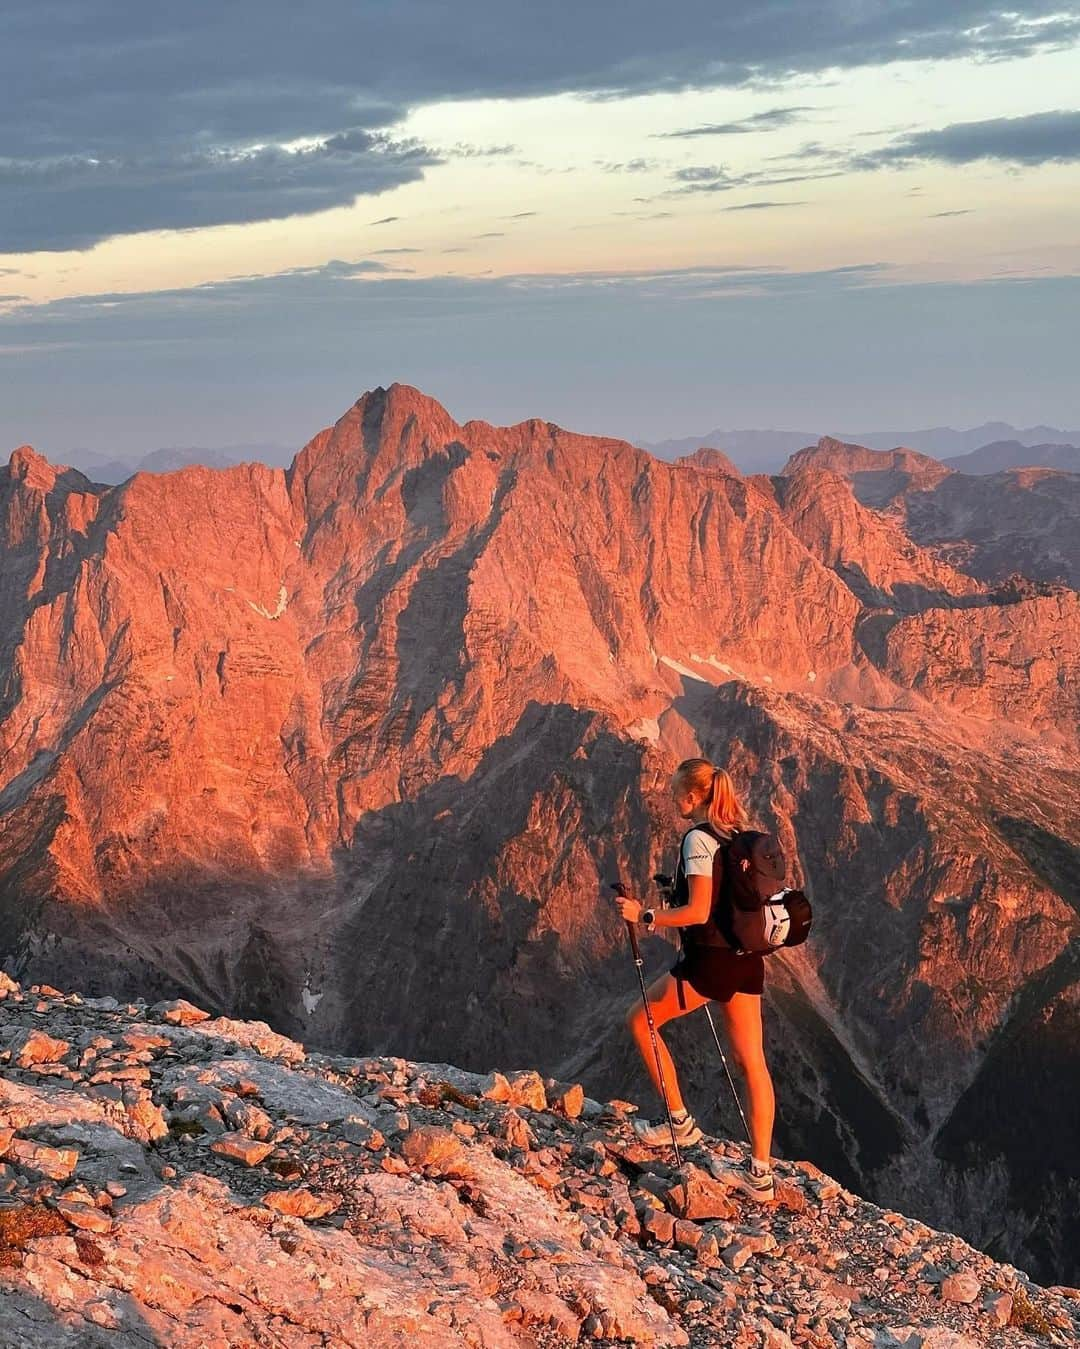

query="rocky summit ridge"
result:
[1,975,1078,1349]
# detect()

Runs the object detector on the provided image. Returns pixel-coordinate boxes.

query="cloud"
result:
[595,158,655,174]
[292,258,397,276]
[656,106,815,137]
[0,257,892,341]
[671,165,740,189]
[853,109,1080,169]
[0,136,438,253]
[665,107,1078,197]
[722,199,807,211]
[369,215,403,225]
[928,209,974,218]
[3,3,1078,251]
[665,157,843,195]
[4,258,1078,455]
[502,211,539,219]
[373,247,423,253]
[444,142,518,157]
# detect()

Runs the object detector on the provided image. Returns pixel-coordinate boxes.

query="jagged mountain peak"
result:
[325,383,570,461]
[674,445,742,478]
[5,444,65,490]
[781,436,948,483]
[286,381,666,537]
[352,380,464,433]
[3,445,103,503]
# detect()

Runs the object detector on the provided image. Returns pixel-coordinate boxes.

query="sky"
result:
[1,2,1079,457]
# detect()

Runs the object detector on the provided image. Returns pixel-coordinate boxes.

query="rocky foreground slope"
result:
[2,976,1078,1349]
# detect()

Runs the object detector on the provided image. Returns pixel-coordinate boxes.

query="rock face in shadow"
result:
[2,977,1078,1348]
[901,469,1080,587]
[1,385,1078,1286]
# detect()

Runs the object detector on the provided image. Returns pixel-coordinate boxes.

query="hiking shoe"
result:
[709,1154,775,1202]
[631,1111,703,1148]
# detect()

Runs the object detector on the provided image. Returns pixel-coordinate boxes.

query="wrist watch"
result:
[642,909,656,929]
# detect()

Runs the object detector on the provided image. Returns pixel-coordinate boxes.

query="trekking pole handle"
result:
[610,880,645,962]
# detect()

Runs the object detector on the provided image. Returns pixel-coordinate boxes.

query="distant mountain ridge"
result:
[50,442,296,485]
[40,425,1080,483]
[642,422,1080,474]
[942,439,1080,475]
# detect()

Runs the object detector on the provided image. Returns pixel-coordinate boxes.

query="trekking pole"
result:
[703,1004,752,1146]
[623,917,683,1168]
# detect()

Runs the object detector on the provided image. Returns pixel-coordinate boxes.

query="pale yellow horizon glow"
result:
[4,44,1079,308]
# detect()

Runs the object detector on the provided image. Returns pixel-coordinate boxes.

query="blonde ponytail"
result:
[676,757,749,839]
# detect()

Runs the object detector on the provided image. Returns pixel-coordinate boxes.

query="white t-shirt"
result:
[682,825,722,877]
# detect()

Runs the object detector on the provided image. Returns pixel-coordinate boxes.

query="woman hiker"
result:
[614,757,776,1201]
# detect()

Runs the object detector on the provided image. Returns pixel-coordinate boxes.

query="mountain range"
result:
[940,440,1080,475]
[642,424,1080,475]
[53,443,296,486]
[1,385,1077,1287]
[43,422,1080,485]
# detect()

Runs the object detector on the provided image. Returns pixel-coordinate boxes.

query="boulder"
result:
[11,1030,71,1068]
[151,999,212,1026]
[400,1126,469,1176]
[939,1270,981,1304]
[663,1165,738,1221]
[263,1188,340,1220]
[210,1135,274,1167]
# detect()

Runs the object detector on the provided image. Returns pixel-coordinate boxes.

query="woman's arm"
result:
[650,873,712,929]
[615,874,712,928]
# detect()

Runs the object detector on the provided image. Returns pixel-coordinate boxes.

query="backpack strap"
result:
[691,822,742,952]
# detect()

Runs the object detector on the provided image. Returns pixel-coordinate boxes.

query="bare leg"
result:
[719,991,775,1164]
[625,972,711,1115]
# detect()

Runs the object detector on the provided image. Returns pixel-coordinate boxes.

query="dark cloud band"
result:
[3,2,1078,250]
[854,109,1080,168]
[0,134,439,253]
[655,107,815,137]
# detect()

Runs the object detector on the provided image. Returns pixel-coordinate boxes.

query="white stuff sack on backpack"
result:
[761,892,793,948]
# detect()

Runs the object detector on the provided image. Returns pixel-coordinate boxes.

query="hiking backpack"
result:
[677,823,812,956]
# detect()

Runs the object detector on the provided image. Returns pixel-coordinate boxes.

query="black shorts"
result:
[670,944,765,1005]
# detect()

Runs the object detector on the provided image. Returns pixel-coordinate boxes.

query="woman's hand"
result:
[615,894,644,924]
